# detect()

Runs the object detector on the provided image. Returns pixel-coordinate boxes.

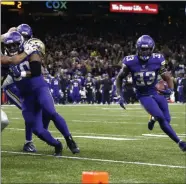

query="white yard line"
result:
[6,128,184,138]
[56,135,141,141]
[72,120,99,123]
[4,128,134,137]
[79,114,185,119]
[5,128,144,139]
[143,134,186,138]
[1,150,185,169]
[72,120,178,126]
[72,120,150,125]
[8,118,179,126]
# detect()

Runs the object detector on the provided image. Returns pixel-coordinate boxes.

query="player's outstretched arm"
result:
[1,44,38,65]
[116,64,129,96]
[116,64,130,110]
[1,52,28,65]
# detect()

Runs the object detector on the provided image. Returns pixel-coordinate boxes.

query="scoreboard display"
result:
[1,1,23,9]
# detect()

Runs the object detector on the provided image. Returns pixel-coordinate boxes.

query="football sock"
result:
[25,123,33,142]
[159,120,180,143]
[43,114,50,130]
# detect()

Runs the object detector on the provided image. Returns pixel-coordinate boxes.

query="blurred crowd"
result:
[31,15,185,80]
[43,31,186,78]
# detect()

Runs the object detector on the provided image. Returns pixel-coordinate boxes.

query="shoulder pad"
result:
[122,55,136,63]
[26,38,45,56]
[122,55,137,67]
[152,53,165,64]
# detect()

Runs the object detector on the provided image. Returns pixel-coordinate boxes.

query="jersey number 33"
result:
[134,71,156,86]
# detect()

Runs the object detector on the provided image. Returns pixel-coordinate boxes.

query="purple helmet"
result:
[136,35,155,61]
[17,24,33,41]
[4,31,24,56]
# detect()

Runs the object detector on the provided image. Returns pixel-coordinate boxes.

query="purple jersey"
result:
[72,79,81,90]
[51,77,61,91]
[123,54,166,98]
[13,56,47,95]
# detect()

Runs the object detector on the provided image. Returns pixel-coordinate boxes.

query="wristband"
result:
[21,71,27,77]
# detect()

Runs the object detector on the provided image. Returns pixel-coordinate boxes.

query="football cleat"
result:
[54,140,63,157]
[178,141,186,152]
[148,119,156,130]
[23,142,37,152]
[65,135,80,154]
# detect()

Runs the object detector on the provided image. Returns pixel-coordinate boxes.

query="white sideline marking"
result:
[56,136,141,141]
[143,134,186,138]
[1,150,186,169]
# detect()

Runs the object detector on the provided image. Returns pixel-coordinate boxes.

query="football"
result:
[155,80,168,92]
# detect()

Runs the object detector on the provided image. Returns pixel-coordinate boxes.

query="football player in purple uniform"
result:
[2,31,80,156]
[116,35,186,151]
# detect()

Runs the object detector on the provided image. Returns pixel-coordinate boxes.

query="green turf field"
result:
[1,104,186,183]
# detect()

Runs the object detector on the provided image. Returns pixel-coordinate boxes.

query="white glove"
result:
[23,43,38,55]
[50,89,53,93]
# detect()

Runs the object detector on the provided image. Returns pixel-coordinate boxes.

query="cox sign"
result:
[46,1,67,9]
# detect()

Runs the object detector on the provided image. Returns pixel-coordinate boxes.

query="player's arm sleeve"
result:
[158,57,167,76]
[29,52,42,77]
[116,57,130,96]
